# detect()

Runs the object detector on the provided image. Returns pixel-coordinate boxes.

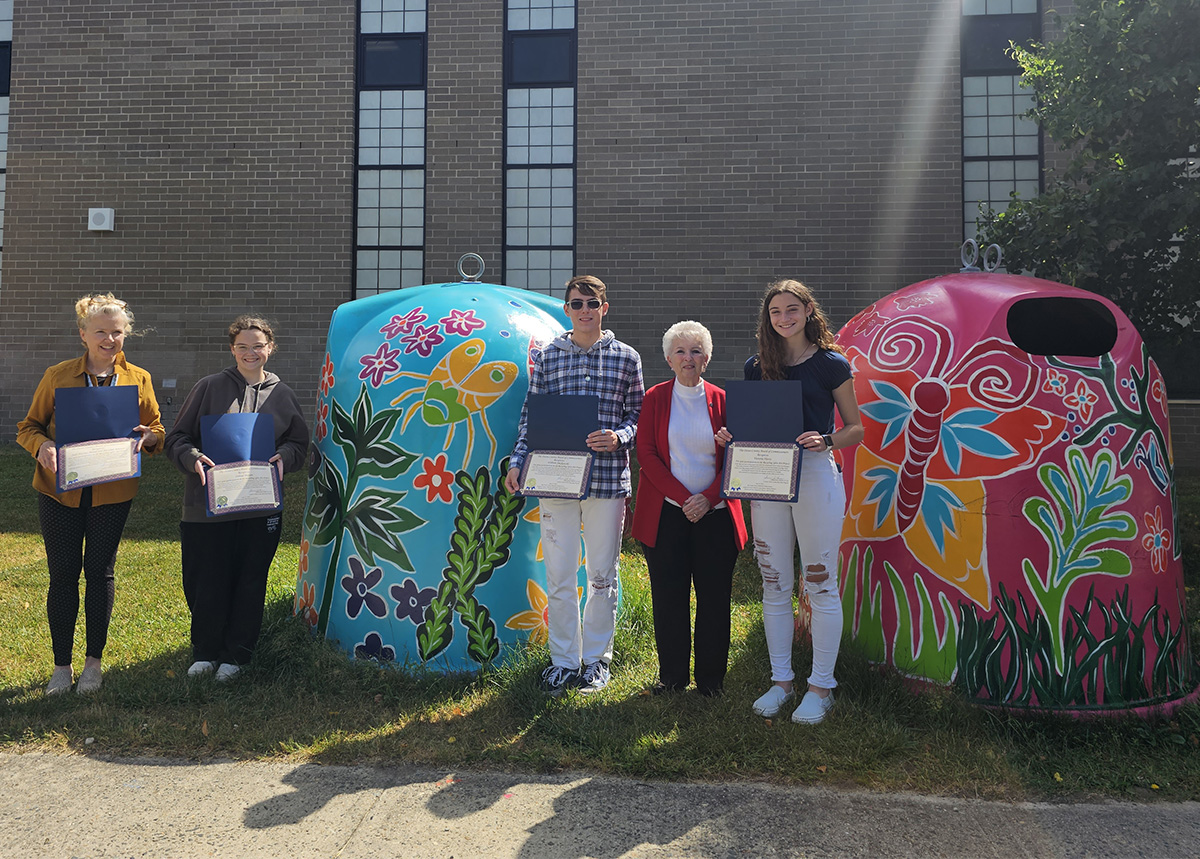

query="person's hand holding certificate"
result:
[719,381,804,503]
[199,413,281,516]
[54,385,142,492]
[518,394,599,499]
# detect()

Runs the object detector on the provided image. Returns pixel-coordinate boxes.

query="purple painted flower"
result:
[354,632,396,663]
[341,556,388,620]
[439,308,486,337]
[400,323,445,358]
[390,577,438,624]
[380,307,427,339]
[359,342,402,387]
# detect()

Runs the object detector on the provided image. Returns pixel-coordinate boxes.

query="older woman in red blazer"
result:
[631,321,747,696]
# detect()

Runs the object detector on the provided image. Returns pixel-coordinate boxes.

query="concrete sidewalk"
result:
[1,752,1196,858]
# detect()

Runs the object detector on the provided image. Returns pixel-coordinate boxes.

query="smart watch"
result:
[822,434,834,450]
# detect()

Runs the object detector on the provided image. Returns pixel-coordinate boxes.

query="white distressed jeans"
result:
[749,450,845,689]
[537,496,625,670]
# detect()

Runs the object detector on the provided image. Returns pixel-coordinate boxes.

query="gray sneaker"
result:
[75,665,102,695]
[539,664,580,696]
[577,661,610,694]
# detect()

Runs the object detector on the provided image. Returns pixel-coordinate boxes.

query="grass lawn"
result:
[1,443,1198,801]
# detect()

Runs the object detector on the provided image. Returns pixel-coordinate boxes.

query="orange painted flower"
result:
[1063,379,1099,422]
[295,578,318,628]
[505,579,584,646]
[1142,506,1171,575]
[414,453,455,503]
[505,579,550,645]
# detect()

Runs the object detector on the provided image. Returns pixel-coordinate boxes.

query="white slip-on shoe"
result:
[46,669,74,696]
[75,665,102,695]
[187,660,217,677]
[214,663,242,683]
[791,690,835,724]
[751,685,795,718]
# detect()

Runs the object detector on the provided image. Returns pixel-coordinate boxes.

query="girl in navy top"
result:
[717,279,863,724]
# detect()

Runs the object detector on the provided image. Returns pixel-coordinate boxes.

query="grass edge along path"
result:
[1,445,1198,801]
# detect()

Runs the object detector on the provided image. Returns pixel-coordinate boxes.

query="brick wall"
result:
[574,0,964,387]
[4,0,354,437]
[1170,401,1200,475]
[423,2,505,284]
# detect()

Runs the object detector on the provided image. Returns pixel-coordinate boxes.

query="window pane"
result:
[362,36,426,88]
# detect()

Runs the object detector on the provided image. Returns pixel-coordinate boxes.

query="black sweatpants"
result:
[641,503,738,694]
[180,513,282,666]
[39,490,132,666]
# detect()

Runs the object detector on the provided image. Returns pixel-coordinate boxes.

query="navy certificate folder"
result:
[54,385,140,444]
[200,413,276,464]
[526,394,600,452]
[724,380,806,444]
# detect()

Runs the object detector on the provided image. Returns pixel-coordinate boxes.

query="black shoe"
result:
[651,682,685,696]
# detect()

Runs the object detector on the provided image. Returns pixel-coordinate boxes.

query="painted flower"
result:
[400,323,445,358]
[894,293,934,311]
[359,342,402,387]
[319,353,335,396]
[439,308,486,337]
[1063,379,1099,422]
[414,453,455,504]
[314,400,329,442]
[380,307,427,338]
[1142,506,1171,575]
[295,578,318,628]
[505,579,551,645]
[355,632,396,663]
[1150,377,1167,408]
[390,577,438,624]
[341,556,388,619]
[1042,367,1069,396]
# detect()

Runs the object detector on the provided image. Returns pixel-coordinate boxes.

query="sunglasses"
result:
[567,298,603,310]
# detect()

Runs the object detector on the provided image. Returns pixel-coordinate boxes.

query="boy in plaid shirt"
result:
[505,275,644,694]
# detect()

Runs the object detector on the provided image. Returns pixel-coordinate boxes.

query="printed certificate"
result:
[721,441,801,503]
[56,438,140,492]
[206,461,282,516]
[518,450,594,499]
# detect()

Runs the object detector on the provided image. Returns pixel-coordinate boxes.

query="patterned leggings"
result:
[38,491,132,666]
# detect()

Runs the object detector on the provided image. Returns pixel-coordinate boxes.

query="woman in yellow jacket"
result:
[17,294,164,696]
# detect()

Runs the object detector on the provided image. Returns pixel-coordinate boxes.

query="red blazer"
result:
[631,379,747,550]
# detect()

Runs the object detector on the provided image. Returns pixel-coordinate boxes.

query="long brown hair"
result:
[754,279,841,380]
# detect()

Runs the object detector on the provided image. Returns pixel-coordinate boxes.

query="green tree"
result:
[978,0,1200,392]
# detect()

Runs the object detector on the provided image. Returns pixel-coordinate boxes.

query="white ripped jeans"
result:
[537,496,624,670]
[749,450,845,690]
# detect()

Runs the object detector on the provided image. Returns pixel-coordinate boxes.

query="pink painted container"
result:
[835,271,1195,713]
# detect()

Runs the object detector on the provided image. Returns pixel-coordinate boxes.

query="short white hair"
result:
[661,320,713,361]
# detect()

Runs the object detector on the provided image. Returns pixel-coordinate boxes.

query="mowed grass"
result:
[1,443,1198,801]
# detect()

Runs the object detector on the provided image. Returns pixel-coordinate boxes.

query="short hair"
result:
[565,274,607,304]
[661,320,713,361]
[75,293,133,334]
[228,315,276,347]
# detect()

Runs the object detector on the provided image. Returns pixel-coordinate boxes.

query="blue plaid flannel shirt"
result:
[510,330,644,498]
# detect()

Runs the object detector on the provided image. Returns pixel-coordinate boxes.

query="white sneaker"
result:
[791,690,834,724]
[187,661,216,677]
[214,663,242,683]
[751,685,795,717]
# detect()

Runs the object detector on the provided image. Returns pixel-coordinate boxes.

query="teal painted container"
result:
[295,277,572,670]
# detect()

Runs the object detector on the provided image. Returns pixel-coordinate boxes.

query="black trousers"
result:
[39,490,132,666]
[641,503,738,693]
[180,514,282,665]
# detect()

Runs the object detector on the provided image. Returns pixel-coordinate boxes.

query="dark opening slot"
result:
[1006,297,1118,357]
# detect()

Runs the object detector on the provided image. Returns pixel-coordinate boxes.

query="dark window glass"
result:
[507,32,575,86]
[0,44,10,97]
[961,14,1040,75]
[1007,296,1117,357]
[361,35,425,89]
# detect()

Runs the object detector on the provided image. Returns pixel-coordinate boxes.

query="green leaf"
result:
[344,487,426,572]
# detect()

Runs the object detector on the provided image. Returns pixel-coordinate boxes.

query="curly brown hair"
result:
[754,279,841,381]
[227,315,276,347]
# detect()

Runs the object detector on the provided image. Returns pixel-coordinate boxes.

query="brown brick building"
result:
[2,0,1194,470]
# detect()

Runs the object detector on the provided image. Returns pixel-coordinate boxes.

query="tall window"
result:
[0,0,12,291]
[356,1,427,296]
[504,1,576,296]
[961,0,1041,241]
